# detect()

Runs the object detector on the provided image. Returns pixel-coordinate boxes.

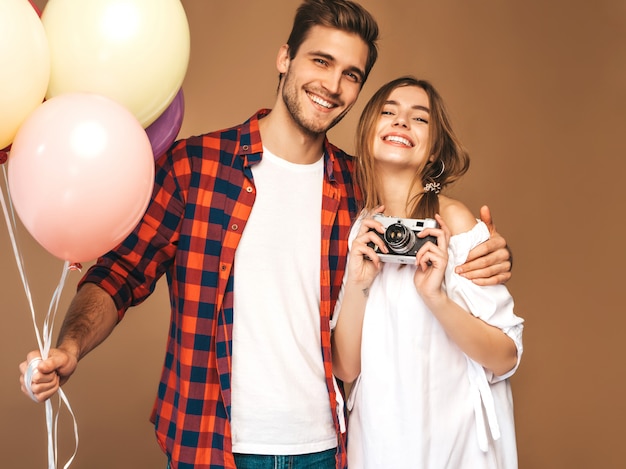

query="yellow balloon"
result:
[0,0,50,149]
[43,0,190,128]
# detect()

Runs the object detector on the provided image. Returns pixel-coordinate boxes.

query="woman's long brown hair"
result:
[354,76,470,219]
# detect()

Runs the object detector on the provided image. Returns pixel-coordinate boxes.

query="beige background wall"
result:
[2,0,625,467]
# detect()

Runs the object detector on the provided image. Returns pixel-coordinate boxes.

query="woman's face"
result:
[372,85,431,173]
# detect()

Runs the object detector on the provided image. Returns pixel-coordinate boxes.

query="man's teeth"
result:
[308,93,333,109]
[384,135,412,147]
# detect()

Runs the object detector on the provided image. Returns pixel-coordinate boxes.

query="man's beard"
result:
[281,70,351,137]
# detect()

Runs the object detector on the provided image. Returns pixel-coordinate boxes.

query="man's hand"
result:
[19,347,78,402]
[455,205,512,286]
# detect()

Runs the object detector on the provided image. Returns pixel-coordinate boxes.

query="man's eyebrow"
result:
[384,99,430,113]
[309,50,366,80]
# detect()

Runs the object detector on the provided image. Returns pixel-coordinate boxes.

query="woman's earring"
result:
[432,160,445,179]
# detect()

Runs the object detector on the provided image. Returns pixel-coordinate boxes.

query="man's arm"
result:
[455,205,513,286]
[19,283,119,402]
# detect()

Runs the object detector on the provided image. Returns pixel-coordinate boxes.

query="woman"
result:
[331,76,524,468]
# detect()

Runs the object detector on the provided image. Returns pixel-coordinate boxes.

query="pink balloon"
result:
[8,93,155,263]
[145,88,184,160]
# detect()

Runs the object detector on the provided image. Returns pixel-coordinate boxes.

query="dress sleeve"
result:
[445,221,525,382]
[445,222,525,451]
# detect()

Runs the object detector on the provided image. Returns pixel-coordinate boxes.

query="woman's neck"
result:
[379,173,418,218]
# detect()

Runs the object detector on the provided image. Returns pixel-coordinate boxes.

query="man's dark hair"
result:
[283,0,379,85]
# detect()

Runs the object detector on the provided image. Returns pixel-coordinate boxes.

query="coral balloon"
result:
[0,0,50,149]
[42,0,190,127]
[146,88,184,160]
[8,93,155,264]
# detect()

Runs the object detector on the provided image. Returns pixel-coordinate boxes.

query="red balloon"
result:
[145,88,184,160]
[28,0,41,16]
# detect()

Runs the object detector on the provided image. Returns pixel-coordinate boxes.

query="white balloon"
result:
[0,0,50,149]
[43,0,190,127]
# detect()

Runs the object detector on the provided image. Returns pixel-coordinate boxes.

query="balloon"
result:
[146,88,184,160]
[0,145,11,165]
[0,0,50,149]
[28,0,42,16]
[8,93,155,264]
[42,0,190,127]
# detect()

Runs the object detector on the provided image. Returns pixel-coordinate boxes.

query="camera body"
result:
[368,213,438,264]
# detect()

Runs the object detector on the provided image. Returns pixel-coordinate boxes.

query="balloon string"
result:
[1,165,43,353]
[53,388,79,469]
[43,261,71,359]
[1,164,79,467]
[48,262,79,468]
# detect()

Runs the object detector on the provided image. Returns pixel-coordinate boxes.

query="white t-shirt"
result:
[231,148,337,455]
[332,216,524,468]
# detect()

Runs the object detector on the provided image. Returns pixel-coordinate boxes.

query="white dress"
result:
[332,218,524,469]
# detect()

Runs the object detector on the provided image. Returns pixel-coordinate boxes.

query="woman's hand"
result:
[413,214,450,303]
[346,207,388,290]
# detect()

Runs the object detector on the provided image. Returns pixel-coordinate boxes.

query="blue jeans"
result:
[166,448,337,469]
[233,448,337,469]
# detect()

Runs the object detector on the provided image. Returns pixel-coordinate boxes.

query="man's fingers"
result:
[479,205,495,232]
[24,381,59,403]
[465,271,512,287]
[458,253,511,275]
[462,241,489,264]
[23,357,43,402]
[21,366,61,403]
[465,234,508,264]
[19,351,67,402]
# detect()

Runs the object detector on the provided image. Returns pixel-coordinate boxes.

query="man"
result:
[19,1,511,468]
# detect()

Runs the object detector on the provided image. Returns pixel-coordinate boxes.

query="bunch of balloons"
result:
[1,0,190,264]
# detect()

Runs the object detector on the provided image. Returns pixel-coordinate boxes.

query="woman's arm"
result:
[331,283,369,383]
[332,214,387,383]
[421,292,518,376]
[415,206,518,376]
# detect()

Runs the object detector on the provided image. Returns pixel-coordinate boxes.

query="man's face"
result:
[279,25,369,136]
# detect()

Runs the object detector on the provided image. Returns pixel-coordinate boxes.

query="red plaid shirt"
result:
[79,110,358,468]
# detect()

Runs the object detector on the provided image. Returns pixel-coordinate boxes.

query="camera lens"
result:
[384,223,416,254]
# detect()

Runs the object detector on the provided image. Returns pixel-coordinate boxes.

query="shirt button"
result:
[231,224,239,231]
[242,145,249,151]
[246,186,253,193]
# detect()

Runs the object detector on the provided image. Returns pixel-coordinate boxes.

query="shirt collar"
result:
[239,109,339,182]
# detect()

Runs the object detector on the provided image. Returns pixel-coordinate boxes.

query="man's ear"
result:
[276,44,290,74]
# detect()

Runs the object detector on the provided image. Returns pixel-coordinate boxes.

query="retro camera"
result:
[367,214,438,264]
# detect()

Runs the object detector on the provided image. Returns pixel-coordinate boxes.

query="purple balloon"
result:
[0,144,10,164]
[145,88,184,160]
